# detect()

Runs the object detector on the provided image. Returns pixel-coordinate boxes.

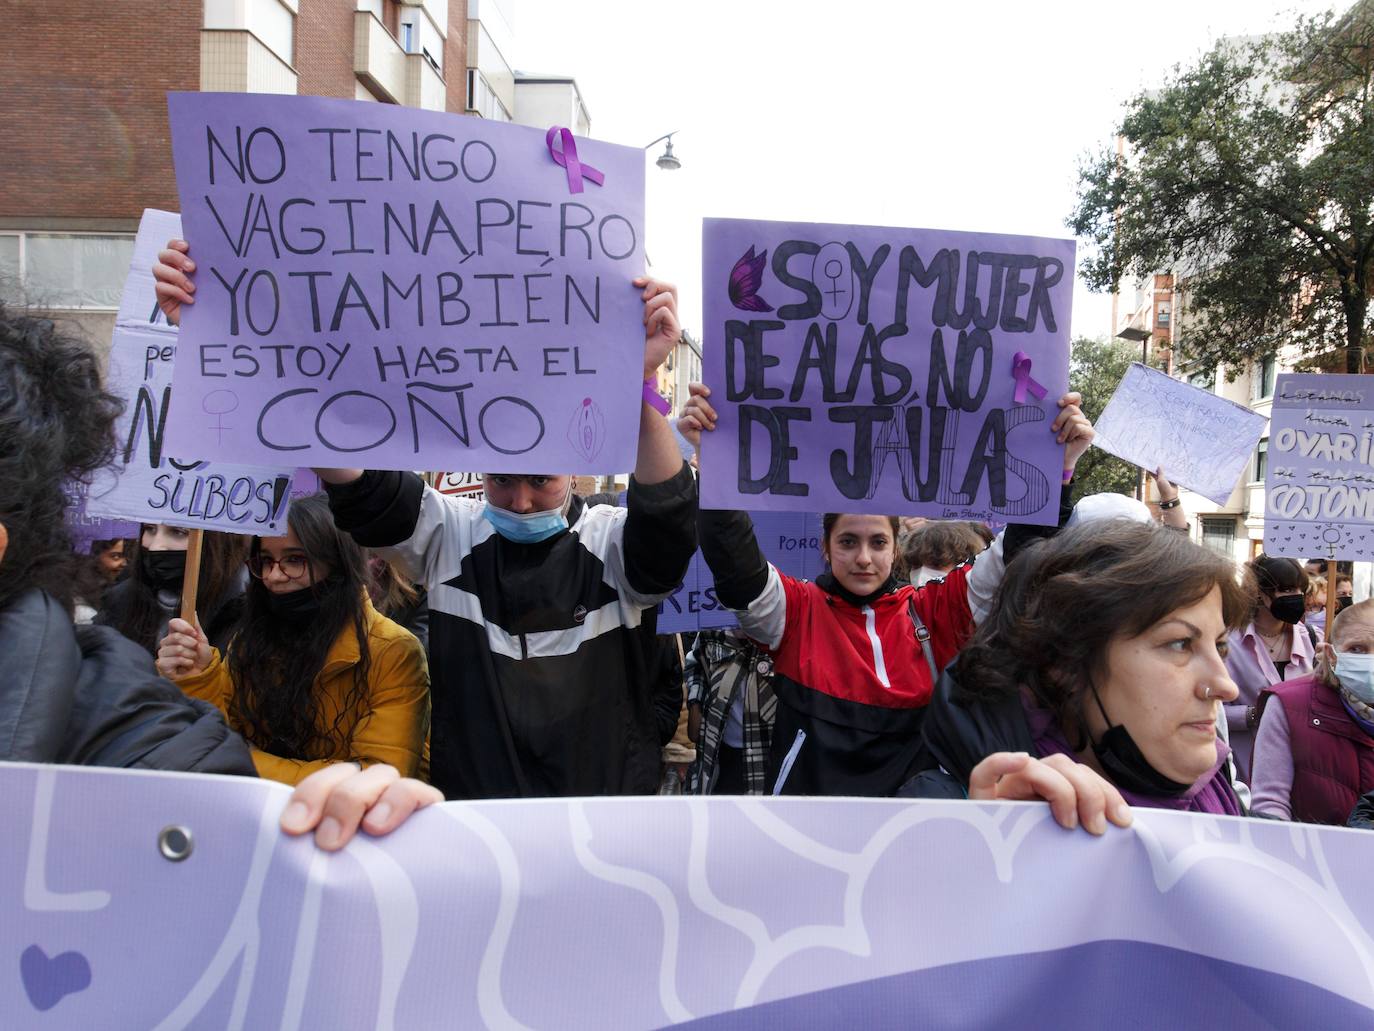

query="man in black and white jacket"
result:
[319,277,696,799]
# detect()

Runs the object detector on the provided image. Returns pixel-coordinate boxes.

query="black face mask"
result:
[1269,594,1305,625]
[1336,595,1354,614]
[263,575,340,624]
[141,549,187,591]
[1089,687,1191,798]
[264,584,324,623]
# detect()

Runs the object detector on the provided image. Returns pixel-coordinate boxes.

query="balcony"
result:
[355,10,447,111]
[355,10,407,103]
[405,51,447,112]
[201,29,297,94]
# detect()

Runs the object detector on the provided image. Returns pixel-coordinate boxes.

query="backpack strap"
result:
[906,597,938,685]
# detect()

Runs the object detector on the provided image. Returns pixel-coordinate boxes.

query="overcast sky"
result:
[504,0,1336,342]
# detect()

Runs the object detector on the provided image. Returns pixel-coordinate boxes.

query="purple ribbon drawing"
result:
[545,127,605,194]
[1011,351,1048,405]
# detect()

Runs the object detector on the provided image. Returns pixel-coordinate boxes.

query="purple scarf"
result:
[1023,701,1242,817]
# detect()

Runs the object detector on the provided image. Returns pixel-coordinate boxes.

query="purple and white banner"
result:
[6,762,1373,1028]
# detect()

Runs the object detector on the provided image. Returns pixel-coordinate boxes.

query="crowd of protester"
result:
[0,239,1371,862]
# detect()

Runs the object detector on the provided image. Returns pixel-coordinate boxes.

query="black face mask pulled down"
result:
[262,574,340,624]
[141,549,187,591]
[1269,594,1306,625]
[1088,686,1191,799]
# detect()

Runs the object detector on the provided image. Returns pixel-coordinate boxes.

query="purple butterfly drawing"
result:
[728,245,774,312]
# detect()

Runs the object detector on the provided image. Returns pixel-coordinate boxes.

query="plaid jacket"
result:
[685,629,776,794]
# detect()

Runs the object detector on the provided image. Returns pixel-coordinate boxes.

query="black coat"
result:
[327,467,698,799]
[897,667,1036,799]
[2,589,255,774]
[96,575,245,656]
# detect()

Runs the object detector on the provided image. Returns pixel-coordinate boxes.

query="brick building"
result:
[0,0,545,351]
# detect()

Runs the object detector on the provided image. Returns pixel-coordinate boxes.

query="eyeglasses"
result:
[248,553,310,581]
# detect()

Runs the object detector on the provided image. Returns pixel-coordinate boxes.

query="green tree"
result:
[1070,4,1374,374]
[1069,336,1140,501]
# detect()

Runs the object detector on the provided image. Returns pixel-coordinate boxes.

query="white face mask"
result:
[911,566,947,588]
[1332,649,1374,706]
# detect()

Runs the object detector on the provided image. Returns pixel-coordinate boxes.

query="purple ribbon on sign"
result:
[545,126,605,194]
[1011,351,1048,404]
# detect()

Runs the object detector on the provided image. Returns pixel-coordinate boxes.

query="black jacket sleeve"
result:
[63,626,257,776]
[908,670,1036,795]
[1002,480,1075,566]
[623,462,699,597]
[325,470,427,548]
[1350,790,1374,830]
[649,633,686,747]
[698,509,770,609]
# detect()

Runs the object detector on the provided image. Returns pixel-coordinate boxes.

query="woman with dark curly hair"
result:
[0,305,253,772]
[157,493,430,784]
[905,520,1254,826]
[97,523,250,655]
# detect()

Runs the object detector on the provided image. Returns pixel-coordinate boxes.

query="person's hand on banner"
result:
[156,616,211,679]
[280,762,443,851]
[677,382,715,452]
[967,751,1133,836]
[152,239,194,326]
[634,277,680,379]
[1053,392,1094,474]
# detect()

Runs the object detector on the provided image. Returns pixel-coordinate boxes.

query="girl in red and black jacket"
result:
[680,384,1094,797]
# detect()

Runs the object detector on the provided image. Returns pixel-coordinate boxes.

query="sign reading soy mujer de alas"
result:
[700,218,1074,524]
[166,92,646,473]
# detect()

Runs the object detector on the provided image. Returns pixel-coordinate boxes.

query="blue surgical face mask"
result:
[482,496,569,544]
[1333,649,1374,706]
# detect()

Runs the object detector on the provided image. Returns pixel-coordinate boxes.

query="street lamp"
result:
[645,131,681,170]
[1116,324,1153,501]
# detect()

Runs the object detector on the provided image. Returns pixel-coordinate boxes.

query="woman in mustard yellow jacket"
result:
[156,494,429,785]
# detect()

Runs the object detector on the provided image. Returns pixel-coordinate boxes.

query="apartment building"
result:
[0,1,588,355]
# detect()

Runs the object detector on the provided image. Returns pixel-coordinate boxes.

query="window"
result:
[1201,517,1236,557]
[1254,438,1268,482]
[1258,356,1277,399]
[0,235,19,302]
[400,20,415,51]
[0,232,135,309]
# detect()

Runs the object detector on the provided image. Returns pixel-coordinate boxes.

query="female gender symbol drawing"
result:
[202,390,239,446]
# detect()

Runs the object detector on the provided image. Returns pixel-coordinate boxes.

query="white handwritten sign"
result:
[1093,363,1266,505]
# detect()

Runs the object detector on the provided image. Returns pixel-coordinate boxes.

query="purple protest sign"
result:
[5,761,1373,1028]
[654,510,824,633]
[700,219,1074,524]
[63,481,138,552]
[86,209,301,534]
[165,93,646,473]
[1265,373,1374,560]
